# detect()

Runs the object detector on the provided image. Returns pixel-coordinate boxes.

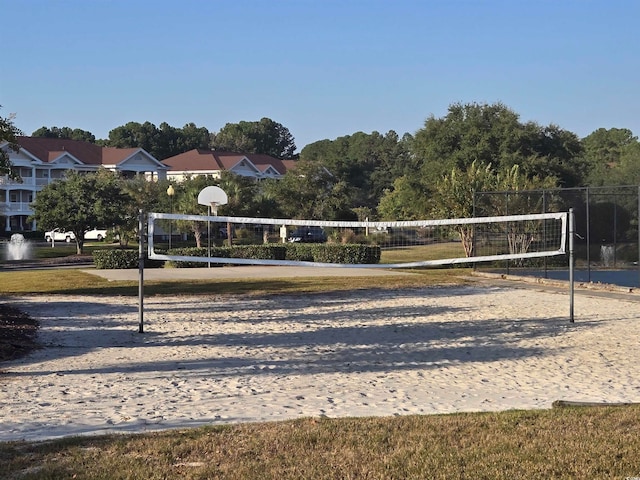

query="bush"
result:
[229,244,286,260]
[284,243,317,262]
[165,243,379,266]
[284,243,380,264]
[165,245,286,268]
[93,249,164,269]
[165,247,228,268]
[313,244,381,264]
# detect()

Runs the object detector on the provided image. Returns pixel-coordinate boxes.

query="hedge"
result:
[93,244,380,269]
[92,249,164,269]
[166,244,286,268]
[284,243,380,264]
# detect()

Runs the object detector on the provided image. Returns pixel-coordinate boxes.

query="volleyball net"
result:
[147,211,568,269]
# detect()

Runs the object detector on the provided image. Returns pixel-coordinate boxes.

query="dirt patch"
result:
[0,304,39,362]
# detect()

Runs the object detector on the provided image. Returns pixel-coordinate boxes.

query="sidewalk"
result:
[83,265,416,281]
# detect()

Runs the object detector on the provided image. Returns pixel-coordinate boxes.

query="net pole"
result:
[569,208,575,323]
[138,208,145,333]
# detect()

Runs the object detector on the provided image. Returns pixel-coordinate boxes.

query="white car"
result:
[44,228,76,243]
[84,228,108,241]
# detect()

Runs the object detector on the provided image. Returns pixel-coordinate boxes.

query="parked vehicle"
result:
[84,228,108,241]
[44,227,109,242]
[287,226,327,243]
[44,228,76,243]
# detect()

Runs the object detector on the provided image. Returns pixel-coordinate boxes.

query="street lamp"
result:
[167,184,175,250]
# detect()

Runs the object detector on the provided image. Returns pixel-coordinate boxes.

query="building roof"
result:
[15,137,155,166]
[162,149,295,176]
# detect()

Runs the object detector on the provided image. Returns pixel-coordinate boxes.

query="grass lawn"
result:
[2,406,640,479]
[1,261,639,479]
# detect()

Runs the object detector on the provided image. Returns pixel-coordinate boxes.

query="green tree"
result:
[103,121,211,159]
[105,121,161,156]
[29,170,129,254]
[177,122,210,153]
[430,162,497,256]
[172,175,218,247]
[582,128,639,185]
[31,126,96,143]
[263,160,352,220]
[211,118,296,159]
[216,172,259,217]
[431,162,558,257]
[117,176,168,246]
[0,107,23,180]
[377,175,430,221]
[300,130,412,212]
[412,102,585,188]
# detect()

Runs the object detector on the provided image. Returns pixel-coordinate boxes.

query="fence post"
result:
[586,187,591,282]
[569,208,575,323]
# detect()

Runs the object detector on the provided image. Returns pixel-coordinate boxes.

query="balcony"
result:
[1,174,54,187]
[0,202,33,214]
[0,176,27,186]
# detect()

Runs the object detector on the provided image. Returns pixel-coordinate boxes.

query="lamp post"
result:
[167,184,175,250]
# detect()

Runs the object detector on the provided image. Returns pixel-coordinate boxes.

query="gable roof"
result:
[15,137,165,169]
[17,137,104,165]
[162,149,295,176]
[161,149,223,171]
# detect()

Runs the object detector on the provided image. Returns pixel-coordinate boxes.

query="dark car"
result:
[287,226,327,243]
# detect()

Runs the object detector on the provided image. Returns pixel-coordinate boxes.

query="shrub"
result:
[313,244,381,264]
[229,244,286,260]
[284,244,316,262]
[284,243,380,264]
[165,247,228,268]
[165,245,286,268]
[93,249,164,269]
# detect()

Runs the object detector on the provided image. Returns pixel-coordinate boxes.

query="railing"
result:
[0,175,52,186]
[0,202,33,213]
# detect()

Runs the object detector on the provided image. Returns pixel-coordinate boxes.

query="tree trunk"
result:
[457,226,474,257]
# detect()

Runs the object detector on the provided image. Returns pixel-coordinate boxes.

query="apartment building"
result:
[0,137,168,232]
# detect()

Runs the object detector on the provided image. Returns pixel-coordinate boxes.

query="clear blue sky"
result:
[2,0,639,152]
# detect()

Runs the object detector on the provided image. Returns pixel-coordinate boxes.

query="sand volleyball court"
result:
[2,284,640,442]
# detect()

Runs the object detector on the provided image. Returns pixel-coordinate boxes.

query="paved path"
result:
[83,265,416,281]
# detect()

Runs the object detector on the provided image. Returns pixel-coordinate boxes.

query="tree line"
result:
[30,117,297,161]
[3,102,640,251]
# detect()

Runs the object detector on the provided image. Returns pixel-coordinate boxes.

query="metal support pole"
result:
[505,191,510,275]
[207,205,211,268]
[613,196,618,267]
[586,188,591,282]
[569,208,575,323]
[169,196,173,250]
[138,208,145,333]
[543,190,548,278]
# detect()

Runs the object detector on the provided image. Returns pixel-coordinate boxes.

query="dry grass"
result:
[0,268,472,296]
[2,407,640,479]
[380,242,466,264]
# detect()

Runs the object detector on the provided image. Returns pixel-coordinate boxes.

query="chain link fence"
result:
[474,186,640,287]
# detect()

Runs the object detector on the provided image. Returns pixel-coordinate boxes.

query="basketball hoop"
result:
[198,186,228,267]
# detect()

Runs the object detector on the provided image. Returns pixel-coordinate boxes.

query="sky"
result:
[2,0,639,152]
